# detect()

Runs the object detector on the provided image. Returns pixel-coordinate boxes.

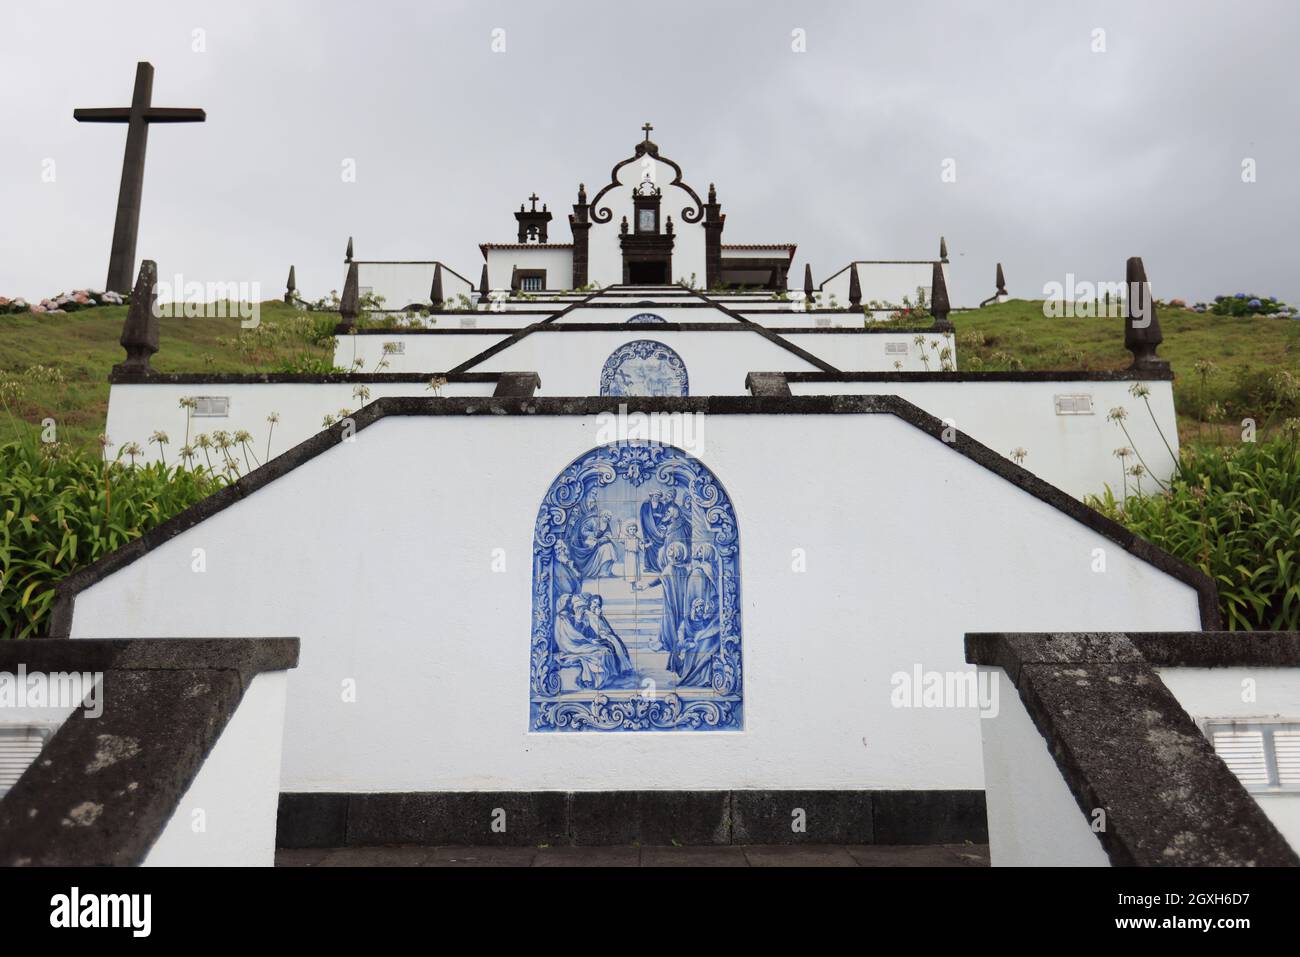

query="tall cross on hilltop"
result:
[74,62,206,293]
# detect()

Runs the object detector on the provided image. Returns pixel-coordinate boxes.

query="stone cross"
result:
[641,122,654,141]
[74,62,205,293]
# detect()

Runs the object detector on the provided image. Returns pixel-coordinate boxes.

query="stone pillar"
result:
[703,183,724,290]
[112,259,159,376]
[1124,256,1168,371]
[569,183,590,289]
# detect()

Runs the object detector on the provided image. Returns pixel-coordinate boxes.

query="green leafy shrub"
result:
[1089,435,1300,630]
[1,434,224,638]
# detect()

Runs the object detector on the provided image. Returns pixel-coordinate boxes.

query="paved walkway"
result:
[277,844,989,867]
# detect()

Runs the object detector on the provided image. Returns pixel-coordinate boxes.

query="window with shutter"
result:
[0,724,55,797]
[1206,721,1300,792]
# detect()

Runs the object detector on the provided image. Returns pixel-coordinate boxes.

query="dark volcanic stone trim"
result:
[966,631,1300,678]
[338,323,941,335]
[492,372,541,397]
[779,370,1176,383]
[744,372,792,396]
[108,371,505,385]
[48,393,1219,635]
[0,638,300,866]
[276,789,986,847]
[964,632,1299,866]
[0,637,299,675]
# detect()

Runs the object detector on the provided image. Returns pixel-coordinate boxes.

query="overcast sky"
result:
[3,0,1297,306]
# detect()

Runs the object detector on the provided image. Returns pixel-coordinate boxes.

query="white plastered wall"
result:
[977,667,1111,866]
[103,380,497,470]
[143,670,290,867]
[141,670,289,868]
[790,378,1179,499]
[485,247,574,291]
[67,412,1202,793]
[820,262,948,308]
[355,262,474,309]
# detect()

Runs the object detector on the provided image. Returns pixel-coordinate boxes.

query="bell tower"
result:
[514,193,552,243]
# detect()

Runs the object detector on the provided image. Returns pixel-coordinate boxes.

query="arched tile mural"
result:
[599,339,689,397]
[626,312,666,323]
[531,443,742,732]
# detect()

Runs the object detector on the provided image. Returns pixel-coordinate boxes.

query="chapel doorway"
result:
[627,260,669,285]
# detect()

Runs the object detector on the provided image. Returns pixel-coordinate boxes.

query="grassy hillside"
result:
[1,298,1297,449]
[0,302,337,448]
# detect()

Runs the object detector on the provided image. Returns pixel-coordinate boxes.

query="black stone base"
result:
[277,790,986,848]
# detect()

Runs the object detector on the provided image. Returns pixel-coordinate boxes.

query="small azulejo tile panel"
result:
[531,442,741,732]
[599,339,688,397]
[626,312,666,324]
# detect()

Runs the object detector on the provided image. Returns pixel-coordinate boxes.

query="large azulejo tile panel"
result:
[599,339,689,397]
[531,443,741,732]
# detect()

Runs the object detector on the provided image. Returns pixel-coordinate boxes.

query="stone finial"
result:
[430,263,444,307]
[666,215,673,235]
[577,182,587,205]
[620,215,629,236]
[940,236,949,263]
[478,264,490,301]
[848,262,862,308]
[803,263,814,306]
[1124,256,1168,371]
[996,262,1007,295]
[510,266,521,292]
[930,261,953,331]
[284,265,296,304]
[338,261,359,331]
[708,182,717,205]
[345,236,354,262]
[113,259,159,376]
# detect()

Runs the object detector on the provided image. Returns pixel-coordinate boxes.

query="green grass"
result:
[0,301,338,449]
[2,298,1298,449]
[952,300,1300,441]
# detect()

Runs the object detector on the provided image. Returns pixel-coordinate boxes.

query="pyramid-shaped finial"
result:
[848,263,862,308]
[995,262,1007,295]
[930,262,953,331]
[1124,256,1167,370]
[345,236,354,262]
[803,264,814,306]
[478,264,490,303]
[430,263,444,307]
[113,259,159,376]
[338,261,359,330]
[939,236,948,263]
[284,265,296,304]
